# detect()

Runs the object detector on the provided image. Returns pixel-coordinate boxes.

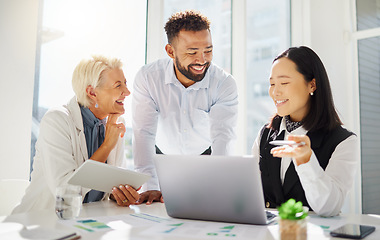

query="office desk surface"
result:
[1,200,380,239]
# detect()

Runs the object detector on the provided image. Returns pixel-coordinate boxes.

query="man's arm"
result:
[132,69,160,191]
[209,75,238,155]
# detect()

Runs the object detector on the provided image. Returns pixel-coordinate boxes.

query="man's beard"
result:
[176,58,210,82]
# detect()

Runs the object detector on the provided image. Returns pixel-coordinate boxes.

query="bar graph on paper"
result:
[140,221,267,239]
[59,213,172,233]
[129,212,172,223]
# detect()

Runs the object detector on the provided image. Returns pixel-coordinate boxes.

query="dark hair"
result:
[269,46,342,132]
[164,10,210,44]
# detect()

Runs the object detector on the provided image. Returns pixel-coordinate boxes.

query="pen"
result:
[269,140,306,146]
[65,236,81,240]
[56,233,81,240]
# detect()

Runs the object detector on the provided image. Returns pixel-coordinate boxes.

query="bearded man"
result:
[132,10,238,204]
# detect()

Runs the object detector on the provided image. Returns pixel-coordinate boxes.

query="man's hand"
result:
[135,190,164,205]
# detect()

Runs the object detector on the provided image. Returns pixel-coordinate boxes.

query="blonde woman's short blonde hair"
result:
[72,55,123,107]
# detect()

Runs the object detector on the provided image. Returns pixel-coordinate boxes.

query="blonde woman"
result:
[13,56,138,213]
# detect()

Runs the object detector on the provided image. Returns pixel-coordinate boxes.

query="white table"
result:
[1,200,380,239]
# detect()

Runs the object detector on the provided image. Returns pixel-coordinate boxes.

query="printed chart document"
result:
[59,212,172,233]
[140,220,273,239]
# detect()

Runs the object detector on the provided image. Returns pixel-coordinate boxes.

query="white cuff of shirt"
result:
[293,151,324,183]
[143,177,160,192]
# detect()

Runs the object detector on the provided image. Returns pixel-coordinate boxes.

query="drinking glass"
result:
[55,184,82,220]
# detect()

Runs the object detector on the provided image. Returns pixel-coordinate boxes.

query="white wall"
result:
[0,0,39,180]
[292,0,357,127]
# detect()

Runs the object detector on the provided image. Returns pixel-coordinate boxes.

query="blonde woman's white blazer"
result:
[12,97,126,214]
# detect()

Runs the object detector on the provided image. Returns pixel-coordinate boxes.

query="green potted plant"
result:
[278,198,308,240]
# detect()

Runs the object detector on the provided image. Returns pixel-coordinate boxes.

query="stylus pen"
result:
[269,140,306,146]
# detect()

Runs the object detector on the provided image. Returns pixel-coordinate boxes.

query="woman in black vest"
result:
[252,46,358,217]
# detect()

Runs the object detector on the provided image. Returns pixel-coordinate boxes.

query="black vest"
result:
[259,116,354,210]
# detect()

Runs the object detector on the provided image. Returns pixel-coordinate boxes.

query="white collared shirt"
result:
[252,117,359,216]
[132,58,238,190]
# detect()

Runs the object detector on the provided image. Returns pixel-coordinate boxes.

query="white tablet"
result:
[68,160,150,193]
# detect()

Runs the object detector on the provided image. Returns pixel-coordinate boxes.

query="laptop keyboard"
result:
[266,211,276,221]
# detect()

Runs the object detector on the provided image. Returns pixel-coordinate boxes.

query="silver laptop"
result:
[153,155,276,225]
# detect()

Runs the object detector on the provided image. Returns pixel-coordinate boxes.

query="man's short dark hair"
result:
[164,10,211,44]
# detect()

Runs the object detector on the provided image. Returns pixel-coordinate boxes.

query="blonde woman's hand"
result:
[90,113,126,163]
[102,113,126,150]
[270,135,312,166]
[111,185,140,207]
